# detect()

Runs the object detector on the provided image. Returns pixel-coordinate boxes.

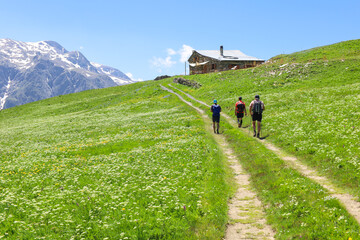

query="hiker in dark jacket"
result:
[211,99,221,134]
[249,95,265,138]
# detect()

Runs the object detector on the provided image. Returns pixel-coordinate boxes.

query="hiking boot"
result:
[253,131,256,137]
[257,133,260,138]
[238,123,241,128]
[217,130,219,134]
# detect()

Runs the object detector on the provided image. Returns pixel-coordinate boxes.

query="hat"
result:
[213,99,217,103]
[239,96,242,100]
[255,95,260,99]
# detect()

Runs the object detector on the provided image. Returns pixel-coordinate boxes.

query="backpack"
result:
[212,105,221,115]
[236,102,245,113]
[253,101,263,114]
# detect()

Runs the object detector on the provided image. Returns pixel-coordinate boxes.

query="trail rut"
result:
[160,85,275,239]
[167,83,360,225]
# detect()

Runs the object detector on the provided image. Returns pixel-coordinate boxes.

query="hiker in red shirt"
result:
[235,96,247,128]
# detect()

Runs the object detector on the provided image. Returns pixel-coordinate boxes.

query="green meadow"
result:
[0,83,231,239]
[168,39,360,199]
[161,39,360,238]
[166,83,360,238]
[1,39,360,239]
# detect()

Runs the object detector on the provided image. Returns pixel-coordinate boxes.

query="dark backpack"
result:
[212,105,221,115]
[236,102,245,113]
[253,101,263,114]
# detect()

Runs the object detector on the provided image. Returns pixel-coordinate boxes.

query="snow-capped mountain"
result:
[0,39,134,110]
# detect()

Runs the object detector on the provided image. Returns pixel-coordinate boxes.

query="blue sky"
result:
[1,0,359,81]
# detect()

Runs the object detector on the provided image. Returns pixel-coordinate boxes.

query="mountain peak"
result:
[0,39,134,110]
[43,41,68,54]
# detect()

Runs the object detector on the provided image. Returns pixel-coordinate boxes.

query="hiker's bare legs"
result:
[257,121,261,137]
[252,121,256,136]
[238,118,243,127]
[212,122,219,134]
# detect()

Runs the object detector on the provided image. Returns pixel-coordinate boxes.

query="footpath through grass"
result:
[166,83,360,239]
[0,82,231,239]
[163,39,360,201]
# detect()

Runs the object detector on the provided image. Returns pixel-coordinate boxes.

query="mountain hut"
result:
[188,46,265,75]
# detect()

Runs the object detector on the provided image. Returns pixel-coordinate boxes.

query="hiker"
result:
[235,96,247,128]
[249,95,265,138]
[211,99,221,134]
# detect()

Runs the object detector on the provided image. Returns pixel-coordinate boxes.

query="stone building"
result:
[188,46,264,75]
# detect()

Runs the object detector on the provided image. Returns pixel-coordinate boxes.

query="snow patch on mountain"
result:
[0,39,134,110]
[90,62,134,85]
[0,77,12,110]
[0,39,132,82]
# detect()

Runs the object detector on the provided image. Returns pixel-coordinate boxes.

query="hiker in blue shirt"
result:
[211,99,221,134]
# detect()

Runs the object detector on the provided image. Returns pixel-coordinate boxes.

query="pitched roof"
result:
[195,50,264,61]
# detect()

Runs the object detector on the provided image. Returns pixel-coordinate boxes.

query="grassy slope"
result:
[168,83,360,239]
[0,82,232,239]
[271,39,360,63]
[167,39,360,199]
[1,39,359,239]
[158,39,360,238]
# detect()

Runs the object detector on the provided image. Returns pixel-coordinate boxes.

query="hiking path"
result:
[166,83,360,225]
[160,85,275,239]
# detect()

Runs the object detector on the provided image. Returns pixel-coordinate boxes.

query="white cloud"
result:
[126,72,144,82]
[150,44,194,74]
[178,44,194,63]
[79,46,84,50]
[167,48,177,55]
[150,56,176,69]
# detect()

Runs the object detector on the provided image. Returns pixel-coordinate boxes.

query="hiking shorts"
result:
[212,115,220,123]
[236,112,244,119]
[252,113,262,122]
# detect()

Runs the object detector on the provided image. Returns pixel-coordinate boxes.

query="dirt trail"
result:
[168,84,360,225]
[264,143,360,223]
[160,85,275,239]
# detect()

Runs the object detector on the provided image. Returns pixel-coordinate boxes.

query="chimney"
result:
[220,45,224,56]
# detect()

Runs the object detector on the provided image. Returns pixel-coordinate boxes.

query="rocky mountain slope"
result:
[0,39,133,109]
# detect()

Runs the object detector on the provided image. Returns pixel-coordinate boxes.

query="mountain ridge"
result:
[0,39,133,109]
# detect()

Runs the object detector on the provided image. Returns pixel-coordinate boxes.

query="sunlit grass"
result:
[161,39,360,238]
[0,82,230,239]
[166,83,360,239]
[166,42,360,198]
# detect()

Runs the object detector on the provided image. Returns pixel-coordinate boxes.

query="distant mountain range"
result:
[0,39,134,109]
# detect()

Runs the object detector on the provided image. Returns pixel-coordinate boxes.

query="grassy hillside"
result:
[0,82,231,239]
[1,39,360,239]
[165,39,360,200]
[270,39,360,63]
